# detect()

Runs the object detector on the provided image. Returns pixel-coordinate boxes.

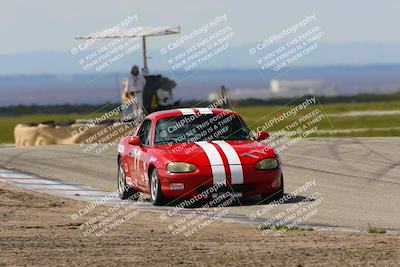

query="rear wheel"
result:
[118,159,139,200]
[261,174,284,203]
[150,168,166,206]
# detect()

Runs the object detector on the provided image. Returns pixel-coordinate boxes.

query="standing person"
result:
[156,87,173,110]
[156,77,179,110]
[122,65,146,119]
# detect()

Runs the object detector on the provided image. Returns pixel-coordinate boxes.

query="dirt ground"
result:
[0,183,399,267]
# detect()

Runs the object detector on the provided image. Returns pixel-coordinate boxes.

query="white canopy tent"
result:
[76,26,180,70]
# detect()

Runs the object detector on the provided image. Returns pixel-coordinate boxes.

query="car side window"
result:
[138,119,152,146]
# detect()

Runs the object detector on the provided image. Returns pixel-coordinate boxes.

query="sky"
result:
[1,0,400,54]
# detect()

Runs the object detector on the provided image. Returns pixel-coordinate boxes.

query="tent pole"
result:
[142,36,148,70]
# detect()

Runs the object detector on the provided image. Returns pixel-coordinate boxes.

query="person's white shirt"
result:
[157,88,174,106]
[127,73,146,93]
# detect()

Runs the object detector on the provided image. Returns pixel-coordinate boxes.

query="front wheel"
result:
[118,159,139,200]
[150,168,166,206]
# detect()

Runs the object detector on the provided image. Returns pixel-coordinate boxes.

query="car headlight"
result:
[255,158,279,170]
[167,162,197,173]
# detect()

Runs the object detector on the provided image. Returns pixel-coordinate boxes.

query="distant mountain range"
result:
[2,42,400,106]
[1,65,400,106]
[2,42,400,75]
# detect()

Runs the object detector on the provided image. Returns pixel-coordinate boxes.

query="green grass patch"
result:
[259,224,314,231]
[310,128,400,138]
[244,114,400,132]
[1,99,400,144]
[235,100,400,117]
[234,100,400,136]
[368,228,386,234]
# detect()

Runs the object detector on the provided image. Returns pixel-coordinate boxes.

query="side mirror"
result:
[256,131,269,141]
[128,136,142,146]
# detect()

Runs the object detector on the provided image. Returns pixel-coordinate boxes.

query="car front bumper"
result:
[157,165,282,200]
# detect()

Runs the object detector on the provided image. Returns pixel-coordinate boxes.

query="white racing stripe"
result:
[212,141,244,184]
[132,149,137,170]
[178,108,196,115]
[196,108,213,114]
[136,149,141,171]
[131,148,140,171]
[195,141,226,185]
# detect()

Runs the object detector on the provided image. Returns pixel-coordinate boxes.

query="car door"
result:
[134,119,152,189]
[126,119,149,188]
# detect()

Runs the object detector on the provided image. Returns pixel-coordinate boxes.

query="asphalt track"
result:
[0,138,399,231]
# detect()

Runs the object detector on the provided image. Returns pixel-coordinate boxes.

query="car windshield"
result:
[155,113,251,144]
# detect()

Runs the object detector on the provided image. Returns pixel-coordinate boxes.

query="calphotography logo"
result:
[159,14,235,78]
[250,14,324,74]
[71,14,141,82]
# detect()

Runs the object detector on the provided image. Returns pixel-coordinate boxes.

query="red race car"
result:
[117,108,283,205]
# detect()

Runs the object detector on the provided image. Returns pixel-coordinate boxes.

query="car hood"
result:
[154,140,277,166]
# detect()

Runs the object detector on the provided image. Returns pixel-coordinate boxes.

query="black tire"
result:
[118,159,139,200]
[261,174,284,203]
[150,168,166,206]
